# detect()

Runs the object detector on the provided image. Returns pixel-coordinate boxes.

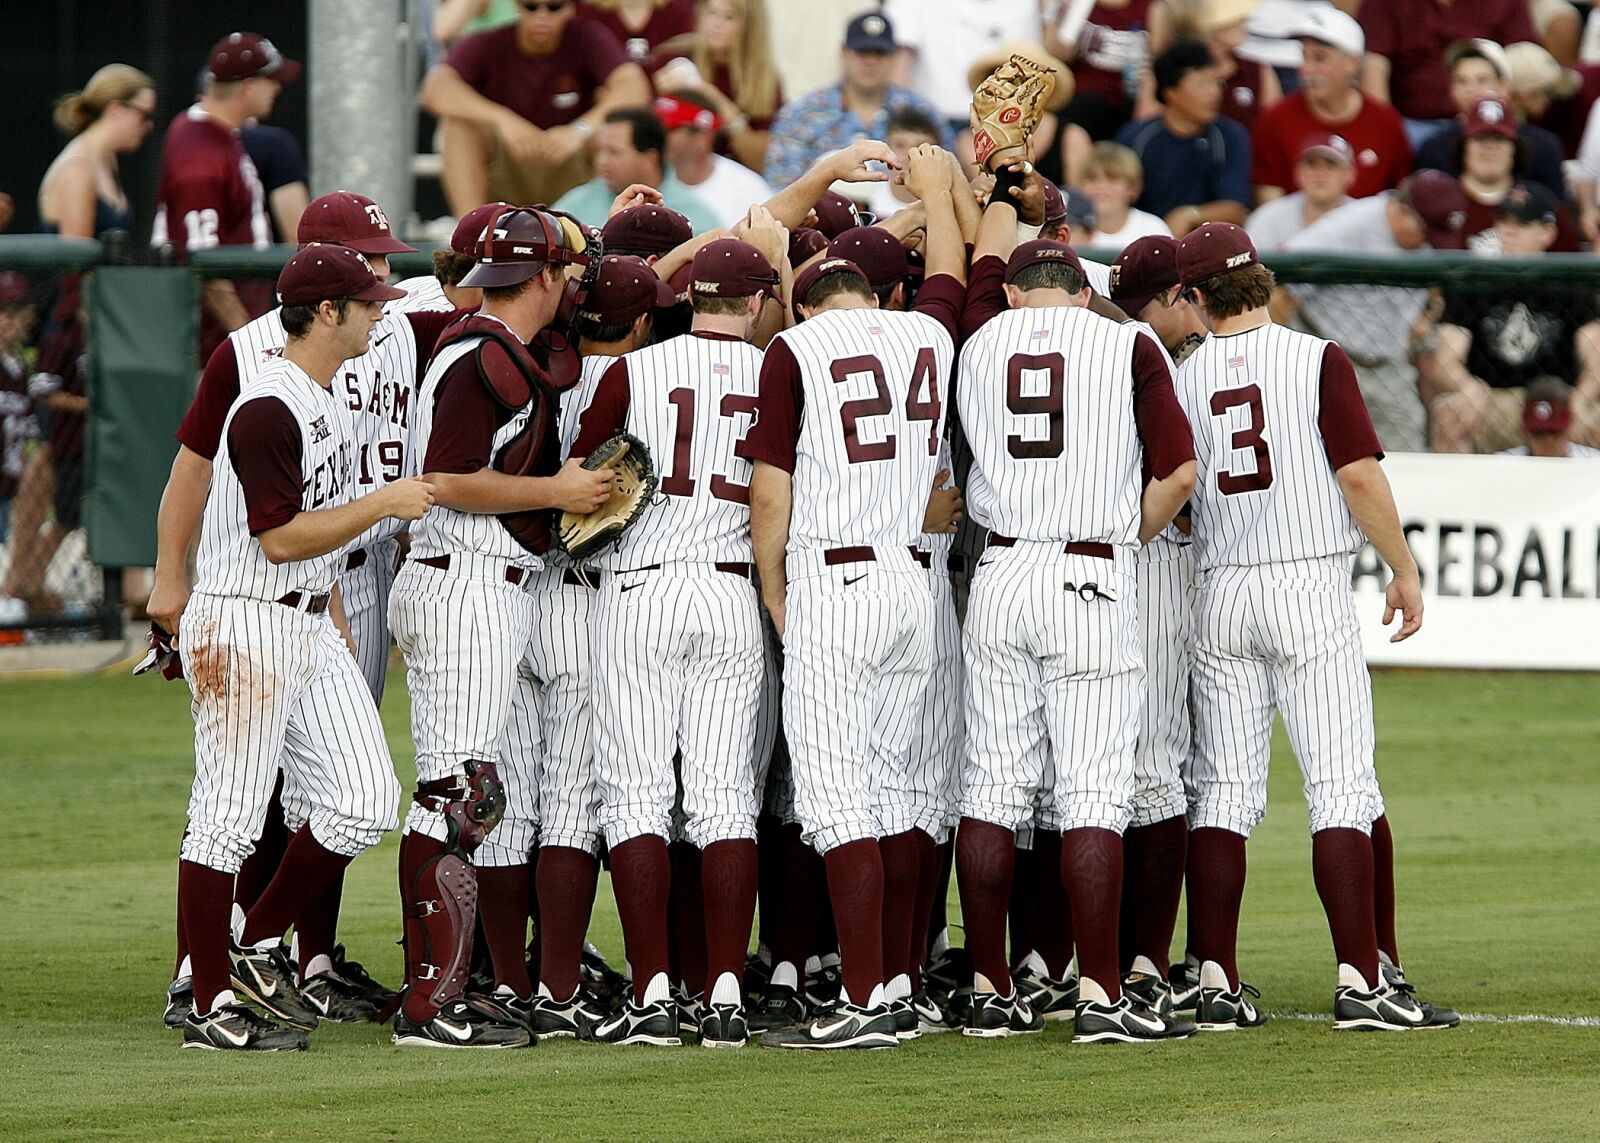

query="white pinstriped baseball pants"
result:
[1131,542,1197,828]
[389,557,536,844]
[1188,556,1384,837]
[590,565,766,848]
[783,548,933,853]
[906,557,964,842]
[180,593,400,874]
[961,543,1144,835]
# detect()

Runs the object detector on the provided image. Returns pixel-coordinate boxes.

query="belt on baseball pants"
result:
[824,546,877,565]
[344,548,368,572]
[414,553,530,587]
[275,590,330,614]
[987,534,1114,560]
[621,561,753,580]
[561,568,603,588]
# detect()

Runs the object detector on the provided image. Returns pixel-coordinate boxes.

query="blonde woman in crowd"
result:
[650,0,783,172]
[38,64,157,238]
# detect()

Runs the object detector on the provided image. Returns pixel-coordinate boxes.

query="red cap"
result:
[450,202,512,255]
[0,271,31,308]
[1176,222,1259,287]
[689,238,782,299]
[793,257,872,319]
[601,203,694,257]
[668,262,693,304]
[297,191,417,255]
[1524,392,1573,434]
[207,32,301,84]
[1042,181,1069,226]
[578,255,676,324]
[1464,95,1519,140]
[1297,131,1354,165]
[789,226,829,268]
[811,190,864,238]
[653,94,722,132]
[826,226,908,288]
[277,244,407,307]
[1004,239,1085,285]
[1110,234,1181,316]
[1404,170,1471,250]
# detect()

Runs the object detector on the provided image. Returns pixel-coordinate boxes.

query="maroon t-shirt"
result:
[1251,93,1413,200]
[1070,0,1152,107]
[177,310,457,460]
[1130,334,1196,481]
[1360,0,1536,122]
[582,0,694,63]
[1220,57,1267,132]
[228,396,304,535]
[1318,343,1383,468]
[446,20,630,128]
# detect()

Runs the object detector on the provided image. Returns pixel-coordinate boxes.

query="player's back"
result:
[958,305,1144,546]
[389,275,452,314]
[229,308,289,386]
[610,332,764,566]
[778,307,951,550]
[1175,322,1364,569]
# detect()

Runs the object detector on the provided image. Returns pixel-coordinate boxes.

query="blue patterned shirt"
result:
[763,84,952,189]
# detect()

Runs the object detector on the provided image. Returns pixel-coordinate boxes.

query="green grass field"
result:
[2,667,1597,1142]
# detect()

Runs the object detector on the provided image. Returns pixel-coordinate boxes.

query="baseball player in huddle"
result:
[389,207,611,1049]
[151,192,449,1028]
[176,247,427,1050]
[570,232,787,1049]
[744,144,966,1050]
[388,201,506,315]
[1171,223,1429,1032]
[1106,235,1209,1009]
[952,184,1198,1043]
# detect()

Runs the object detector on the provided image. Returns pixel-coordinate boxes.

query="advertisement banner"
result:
[1352,453,1600,670]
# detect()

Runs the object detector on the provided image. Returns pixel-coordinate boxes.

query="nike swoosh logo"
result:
[216,1022,249,1047]
[436,1018,474,1041]
[810,1015,854,1038]
[373,331,395,347]
[619,583,642,593]
[255,975,278,998]
[1127,1010,1165,1032]
[844,574,868,586]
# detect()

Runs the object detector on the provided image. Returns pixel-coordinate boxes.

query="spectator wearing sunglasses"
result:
[39,63,156,239]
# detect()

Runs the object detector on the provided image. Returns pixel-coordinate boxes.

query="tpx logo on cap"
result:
[694,280,721,294]
[1226,252,1252,268]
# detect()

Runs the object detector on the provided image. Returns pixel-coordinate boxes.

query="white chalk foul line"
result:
[1271,1010,1600,1028]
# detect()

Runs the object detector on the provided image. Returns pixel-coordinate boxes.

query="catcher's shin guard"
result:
[398,761,509,1023]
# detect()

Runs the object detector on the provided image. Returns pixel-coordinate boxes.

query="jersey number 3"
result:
[831,349,941,463]
[1209,384,1273,494]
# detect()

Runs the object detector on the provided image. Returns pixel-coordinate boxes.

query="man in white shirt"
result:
[1245,133,1356,251]
[656,93,774,228]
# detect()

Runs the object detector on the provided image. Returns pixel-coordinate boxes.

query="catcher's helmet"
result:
[459,205,591,289]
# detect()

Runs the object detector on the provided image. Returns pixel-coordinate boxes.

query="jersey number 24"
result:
[831,349,941,463]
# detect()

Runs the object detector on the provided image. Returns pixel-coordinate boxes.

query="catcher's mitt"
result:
[970,53,1057,171]
[556,432,658,564]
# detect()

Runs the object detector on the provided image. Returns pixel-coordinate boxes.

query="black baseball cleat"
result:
[924,945,971,999]
[531,987,607,1039]
[803,962,843,1010]
[183,1003,308,1051]
[1194,961,1268,1032]
[674,989,704,1037]
[748,982,808,1031]
[743,952,774,1001]
[1073,995,1186,1043]
[392,996,533,1049]
[330,945,398,1008]
[474,985,535,1032]
[163,977,195,1029]
[580,942,631,1006]
[909,988,955,1034]
[760,1002,900,1050]
[1014,964,1079,1020]
[1121,970,1175,1017]
[1168,959,1201,1012]
[699,1002,750,1048]
[890,997,921,1040]
[1333,965,1426,1032]
[302,971,382,1023]
[582,999,683,1046]
[1379,955,1460,1029]
[964,990,1045,1038]
[229,941,320,1030]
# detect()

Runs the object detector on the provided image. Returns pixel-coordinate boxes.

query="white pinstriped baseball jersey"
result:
[1175,324,1366,570]
[409,322,543,565]
[1081,257,1112,297]
[958,306,1144,545]
[561,352,616,457]
[587,333,763,567]
[773,309,952,549]
[194,362,354,601]
[389,274,452,313]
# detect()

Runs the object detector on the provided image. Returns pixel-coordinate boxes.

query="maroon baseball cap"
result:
[277,244,407,307]
[811,190,864,238]
[1524,388,1573,434]
[451,201,512,255]
[826,226,908,289]
[601,204,693,257]
[1404,170,1470,250]
[789,226,829,268]
[207,32,301,84]
[689,237,782,299]
[1004,239,1085,285]
[579,255,676,324]
[1464,95,1519,140]
[1110,234,1181,316]
[1042,181,1069,227]
[298,191,417,256]
[793,257,872,319]
[1177,223,1259,287]
[1297,131,1354,165]
[0,271,31,308]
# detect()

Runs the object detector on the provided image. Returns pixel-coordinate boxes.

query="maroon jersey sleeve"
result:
[176,339,244,459]
[738,338,805,473]
[1131,333,1196,481]
[571,359,633,458]
[1318,342,1384,468]
[960,255,1008,341]
[424,354,512,474]
[404,310,458,378]
[912,273,965,343]
[228,396,304,535]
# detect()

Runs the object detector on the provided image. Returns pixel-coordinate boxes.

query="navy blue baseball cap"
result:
[845,11,896,53]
